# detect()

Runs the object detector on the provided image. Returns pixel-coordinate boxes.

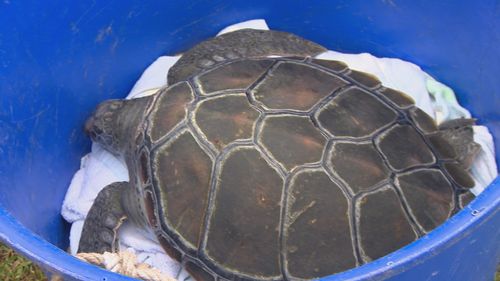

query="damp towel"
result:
[61,19,497,278]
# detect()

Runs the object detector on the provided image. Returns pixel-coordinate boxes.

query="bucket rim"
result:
[0,177,498,280]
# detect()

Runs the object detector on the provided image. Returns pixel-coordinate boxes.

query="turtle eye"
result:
[84,116,106,142]
[88,130,98,140]
[94,126,103,136]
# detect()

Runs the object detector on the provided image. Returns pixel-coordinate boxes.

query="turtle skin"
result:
[79,31,477,281]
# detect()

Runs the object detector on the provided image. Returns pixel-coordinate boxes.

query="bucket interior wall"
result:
[0,1,498,280]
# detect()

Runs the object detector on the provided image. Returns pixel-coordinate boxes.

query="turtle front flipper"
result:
[78,182,129,253]
[167,29,327,84]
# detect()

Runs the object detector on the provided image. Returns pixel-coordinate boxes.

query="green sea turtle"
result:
[78,29,479,280]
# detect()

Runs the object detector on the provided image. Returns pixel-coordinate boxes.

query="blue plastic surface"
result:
[0,1,498,280]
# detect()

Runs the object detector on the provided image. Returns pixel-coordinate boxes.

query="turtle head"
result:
[85,97,151,155]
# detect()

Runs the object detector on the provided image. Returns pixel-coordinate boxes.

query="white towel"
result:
[61,19,497,278]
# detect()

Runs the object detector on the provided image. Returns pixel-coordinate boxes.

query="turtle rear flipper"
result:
[427,118,479,189]
[78,182,129,253]
[438,118,481,170]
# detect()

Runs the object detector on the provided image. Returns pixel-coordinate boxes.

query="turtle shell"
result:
[134,57,473,281]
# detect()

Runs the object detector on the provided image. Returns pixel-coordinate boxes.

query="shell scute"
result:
[317,88,398,138]
[252,61,347,111]
[194,94,259,150]
[285,170,355,278]
[149,82,194,142]
[152,131,213,250]
[205,147,283,278]
[196,59,273,94]
[395,169,454,232]
[259,115,326,171]
[357,187,417,261]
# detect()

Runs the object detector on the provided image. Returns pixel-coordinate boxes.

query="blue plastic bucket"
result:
[0,1,498,280]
